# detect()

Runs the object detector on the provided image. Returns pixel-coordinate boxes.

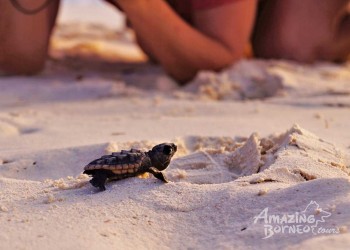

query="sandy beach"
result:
[1,1,350,249]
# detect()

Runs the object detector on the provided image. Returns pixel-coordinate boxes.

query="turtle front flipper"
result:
[90,173,108,191]
[147,167,169,183]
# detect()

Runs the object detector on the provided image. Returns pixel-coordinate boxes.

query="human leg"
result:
[0,0,60,75]
[252,0,350,62]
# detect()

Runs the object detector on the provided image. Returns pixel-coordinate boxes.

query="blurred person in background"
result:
[1,0,349,83]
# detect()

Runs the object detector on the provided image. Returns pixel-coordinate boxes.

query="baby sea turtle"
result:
[83,143,177,191]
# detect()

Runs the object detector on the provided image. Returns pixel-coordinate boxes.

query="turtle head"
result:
[148,143,177,171]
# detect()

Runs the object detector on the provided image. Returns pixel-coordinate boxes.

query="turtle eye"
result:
[163,145,173,155]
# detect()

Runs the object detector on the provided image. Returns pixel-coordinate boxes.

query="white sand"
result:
[1,2,350,250]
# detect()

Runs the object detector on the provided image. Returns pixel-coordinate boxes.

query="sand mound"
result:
[178,60,350,101]
[168,125,349,185]
[183,60,284,100]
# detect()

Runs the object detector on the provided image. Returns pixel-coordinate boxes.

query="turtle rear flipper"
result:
[148,167,169,183]
[90,173,108,191]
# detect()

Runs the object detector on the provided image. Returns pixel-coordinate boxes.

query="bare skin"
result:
[0,0,60,75]
[0,0,349,82]
[115,0,257,82]
[253,0,350,62]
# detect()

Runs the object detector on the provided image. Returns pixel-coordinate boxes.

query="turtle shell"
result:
[84,149,146,175]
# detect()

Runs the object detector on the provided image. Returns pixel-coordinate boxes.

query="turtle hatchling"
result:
[84,143,177,191]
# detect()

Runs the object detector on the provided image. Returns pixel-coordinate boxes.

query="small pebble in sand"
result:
[314,113,323,119]
[153,96,163,106]
[1,159,11,164]
[45,194,56,204]
[300,152,309,157]
[111,132,126,136]
[0,205,9,212]
[330,162,346,170]
[328,205,336,212]
[44,178,53,184]
[176,169,187,179]
[257,189,269,196]
[249,177,265,184]
[339,226,348,233]
[100,233,109,237]
[324,119,329,128]
[171,169,187,179]
[52,179,69,189]
[45,195,59,204]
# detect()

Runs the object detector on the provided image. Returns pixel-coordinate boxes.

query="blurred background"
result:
[58,0,125,30]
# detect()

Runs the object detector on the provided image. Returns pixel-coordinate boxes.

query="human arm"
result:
[115,0,257,83]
